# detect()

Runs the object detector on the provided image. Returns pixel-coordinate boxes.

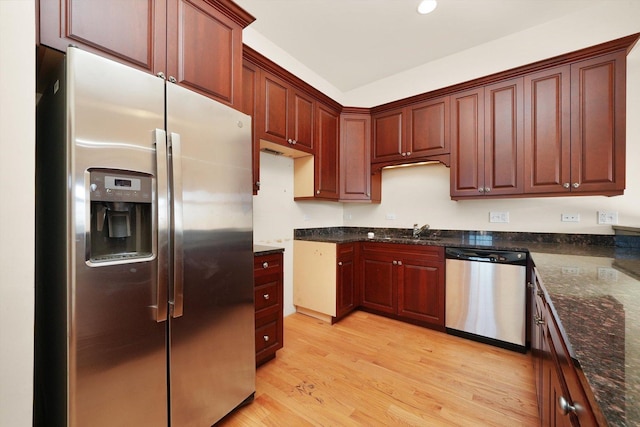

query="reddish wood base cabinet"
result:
[360,243,445,330]
[530,267,600,426]
[254,251,284,367]
[293,241,445,331]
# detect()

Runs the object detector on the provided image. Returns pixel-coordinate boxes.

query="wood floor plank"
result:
[218,311,539,426]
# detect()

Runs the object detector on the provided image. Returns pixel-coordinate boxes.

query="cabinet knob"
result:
[398,260,403,266]
[156,72,166,80]
[406,152,411,156]
[527,282,533,289]
[392,260,398,265]
[478,188,485,193]
[401,152,407,157]
[263,335,270,342]
[572,182,580,189]
[558,396,577,415]
[263,293,270,300]
[316,190,320,195]
[563,182,571,189]
[262,261,269,269]
[484,187,491,193]
[338,261,343,266]
[534,315,545,326]
[287,138,293,144]
[256,181,261,188]
[168,76,177,83]
[292,139,297,145]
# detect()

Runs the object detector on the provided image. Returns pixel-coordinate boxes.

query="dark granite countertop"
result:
[253,244,284,256]
[294,227,640,426]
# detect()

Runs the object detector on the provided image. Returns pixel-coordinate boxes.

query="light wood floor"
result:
[218,311,539,426]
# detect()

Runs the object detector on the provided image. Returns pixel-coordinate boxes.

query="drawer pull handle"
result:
[558,396,577,415]
[263,293,270,300]
[263,335,270,342]
[534,315,545,326]
[262,261,269,269]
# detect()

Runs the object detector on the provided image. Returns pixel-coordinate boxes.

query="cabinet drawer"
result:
[255,281,280,313]
[255,315,279,353]
[361,242,444,261]
[254,253,283,279]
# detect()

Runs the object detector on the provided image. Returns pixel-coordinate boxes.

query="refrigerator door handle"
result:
[169,132,185,318]
[154,128,169,322]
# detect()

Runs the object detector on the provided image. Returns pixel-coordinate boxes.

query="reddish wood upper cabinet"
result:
[569,51,626,195]
[241,61,260,194]
[39,0,254,109]
[256,70,315,153]
[340,112,378,202]
[372,96,450,166]
[524,52,626,196]
[360,243,445,329]
[524,66,572,194]
[450,78,524,198]
[450,87,485,197]
[314,103,340,199]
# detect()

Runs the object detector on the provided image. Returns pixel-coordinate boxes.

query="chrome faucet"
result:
[413,223,430,238]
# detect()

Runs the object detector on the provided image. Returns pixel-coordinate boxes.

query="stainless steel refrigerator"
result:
[35,47,255,426]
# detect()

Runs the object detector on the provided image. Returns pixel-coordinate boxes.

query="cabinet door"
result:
[408,96,450,158]
[289,90,315,152]
[360,251,395,314]
[336,244,356,319]
[315,103,340,199]
[570,51,626,194]
[257,71,289,146]
[242,61,260,194]
[524,66,571,194]
[166,0,243,107]
[450,87,484,197]
[39,0,167,74]
[396,257,444,326]
[484,77,524,196]
[340,113,372,201]
[372,109,404,163]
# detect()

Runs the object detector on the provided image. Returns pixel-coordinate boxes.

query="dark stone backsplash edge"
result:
[294,226,640,247]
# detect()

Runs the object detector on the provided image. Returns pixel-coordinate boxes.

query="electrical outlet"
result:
[489,211,509,223]
[561,266,581,275]
[561,213,580,222]
[385,213,397,220]
[598,211,618,225]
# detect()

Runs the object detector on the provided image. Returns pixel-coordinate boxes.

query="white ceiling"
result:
[234,0,604,92]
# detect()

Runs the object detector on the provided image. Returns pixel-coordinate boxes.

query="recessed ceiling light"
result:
[417,0,438,15]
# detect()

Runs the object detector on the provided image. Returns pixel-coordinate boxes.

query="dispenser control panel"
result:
[89,170,152,203]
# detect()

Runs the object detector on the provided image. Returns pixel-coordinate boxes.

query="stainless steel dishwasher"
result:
[445,247,527,352]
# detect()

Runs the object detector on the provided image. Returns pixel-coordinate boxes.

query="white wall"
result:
[0,1,35,426]
[253,153,343,315]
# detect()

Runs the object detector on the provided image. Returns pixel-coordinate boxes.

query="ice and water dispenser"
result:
[89,169,153,262]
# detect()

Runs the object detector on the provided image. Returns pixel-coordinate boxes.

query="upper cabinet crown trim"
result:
[207,0,256,27]
[371,32,640,115]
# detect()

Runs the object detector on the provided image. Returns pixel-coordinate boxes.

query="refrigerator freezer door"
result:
[67,48,168,426]
[166,82,255,426]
